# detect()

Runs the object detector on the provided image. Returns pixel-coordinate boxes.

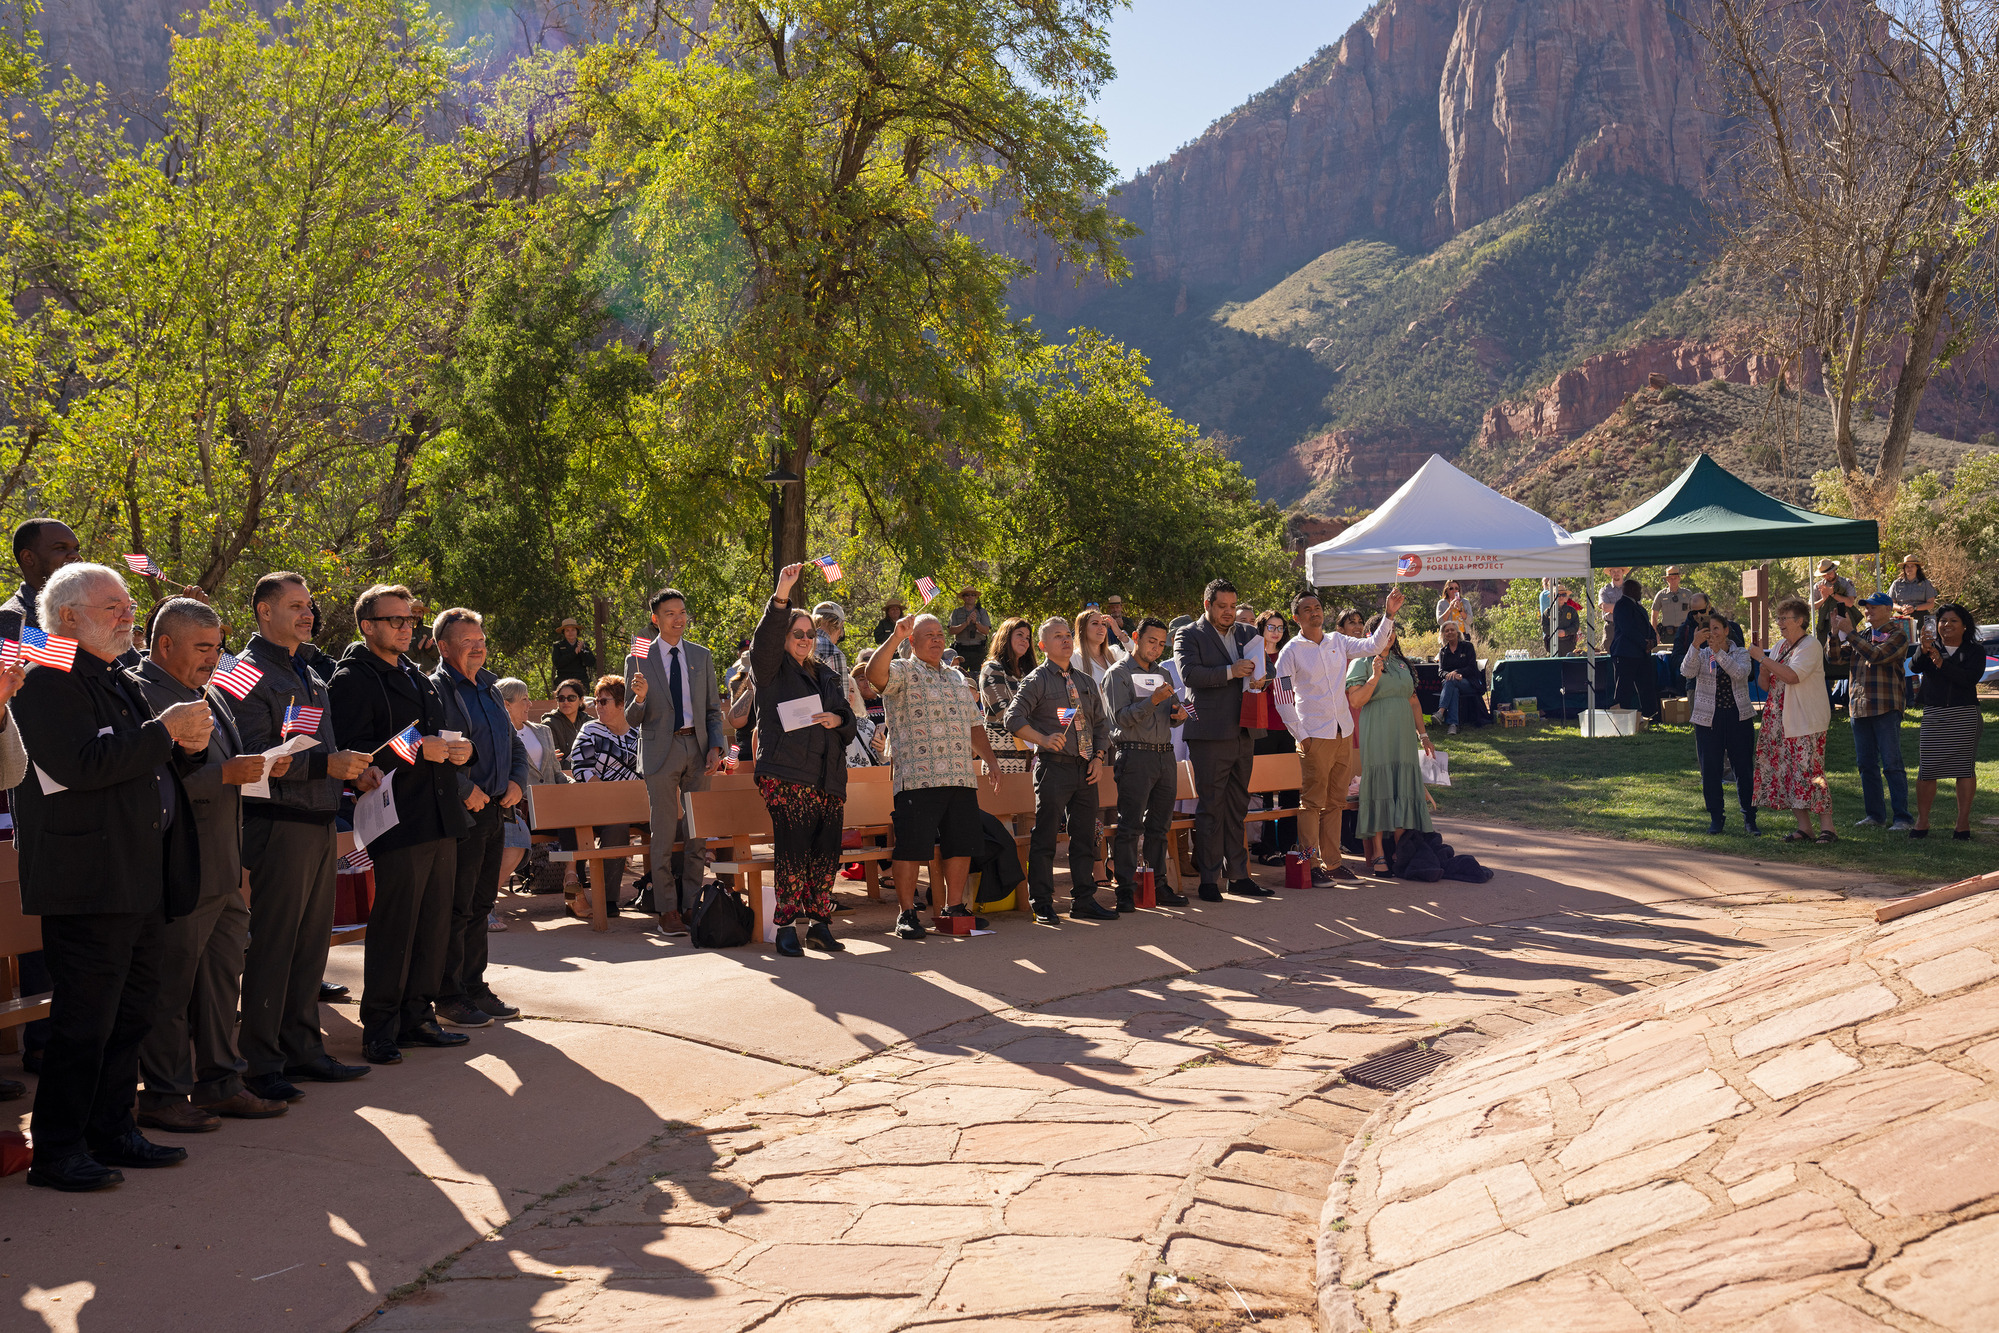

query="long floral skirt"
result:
[756,776,845,925]
[1751,711,1830,813]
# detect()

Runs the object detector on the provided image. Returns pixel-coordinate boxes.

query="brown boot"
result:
[200,1091,290,1119]
[136,1102,222,1133]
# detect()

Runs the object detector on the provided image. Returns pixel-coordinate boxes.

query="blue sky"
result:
[1093,0,1375,180]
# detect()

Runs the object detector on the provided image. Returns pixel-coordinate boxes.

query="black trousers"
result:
[1613,654,1661,720]
[240,815,337,1076]
[140,887,250,1108]
[32,910,162,1159]
[438,806,506,1008]
[361,837,457,1044]
[1028,757,1101,911]
[1695,715,1758,822]
[1187,733,1254,884]
[1112,748,1176,891]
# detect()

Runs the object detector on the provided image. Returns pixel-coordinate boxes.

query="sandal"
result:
[1815,830,1837,844]
[1781,831,1812,843]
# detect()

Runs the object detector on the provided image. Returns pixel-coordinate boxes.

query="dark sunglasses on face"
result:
[595,695,617,707]
[557,694,580,702]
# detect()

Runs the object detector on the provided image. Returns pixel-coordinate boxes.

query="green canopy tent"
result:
[1577,452,1879,566]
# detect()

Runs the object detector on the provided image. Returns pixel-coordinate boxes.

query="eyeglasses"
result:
[594,696,618,707]
[363,615,418,630]
[787,630,811,640]
[93,599,137,615]
[556,694,580,703]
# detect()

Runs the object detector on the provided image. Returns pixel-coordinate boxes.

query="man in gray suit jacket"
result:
[624,587,726,935]
[130,599,293,1130]
[1174,578,1278,904]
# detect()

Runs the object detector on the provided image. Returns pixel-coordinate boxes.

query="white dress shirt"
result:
[1272,619,1396,741]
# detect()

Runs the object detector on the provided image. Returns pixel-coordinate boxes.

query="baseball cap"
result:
[1859,592,1893,607]
[811,601,845,622]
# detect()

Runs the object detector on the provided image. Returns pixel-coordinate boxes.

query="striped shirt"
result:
[569,720,640,783]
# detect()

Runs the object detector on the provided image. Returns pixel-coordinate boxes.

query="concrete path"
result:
[3,821,1892,1332]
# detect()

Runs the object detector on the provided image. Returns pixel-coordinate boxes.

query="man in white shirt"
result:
[1273,589,1402,884]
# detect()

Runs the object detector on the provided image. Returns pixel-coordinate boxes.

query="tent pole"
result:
[1584,567,1596,736]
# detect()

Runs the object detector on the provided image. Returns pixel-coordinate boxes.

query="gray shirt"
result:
[1103,655,1177,747]
[1003,658,1110,759]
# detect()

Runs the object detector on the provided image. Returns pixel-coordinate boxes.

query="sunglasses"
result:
[788,630,812,641]
[556,694,580,702]
[594,695,618,707]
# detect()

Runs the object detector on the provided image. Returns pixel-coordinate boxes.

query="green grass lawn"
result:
[1435,699,1998,886]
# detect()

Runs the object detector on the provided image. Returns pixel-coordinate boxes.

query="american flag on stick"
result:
[915,575,939,604]
[630,634,655,659]
[20,627,77,672]
[211,653,263,700]
[0,640,19,670]
[812,555,843,582]
[340,846,373,874]
[123,553,163,578]
[386,724,422,764]
[282,703,324,738]
[1056,707,1078,725]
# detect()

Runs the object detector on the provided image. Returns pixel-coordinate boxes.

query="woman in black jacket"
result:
[754,563,858,956]
[1910,603,1983,840]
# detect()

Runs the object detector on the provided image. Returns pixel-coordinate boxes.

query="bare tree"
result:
[1698,0,1999,517]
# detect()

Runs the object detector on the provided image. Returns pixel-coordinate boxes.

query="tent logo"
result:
[1396,554,1423,577]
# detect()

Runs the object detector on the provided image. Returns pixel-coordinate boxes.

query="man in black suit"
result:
[14,563,214,1191]
[327,584,474,1066]
[1173,579,1278,904]
[131,599,296,1131]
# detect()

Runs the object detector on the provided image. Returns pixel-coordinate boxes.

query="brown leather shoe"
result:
[1323,863,1360,882]
[656,909,690,938]
[200,1091,289,1119]
[136,1102,222,1133]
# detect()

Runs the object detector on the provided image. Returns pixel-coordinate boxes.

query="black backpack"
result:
[689,879,754,948]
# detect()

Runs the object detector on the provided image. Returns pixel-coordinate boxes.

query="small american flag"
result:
[915,575,939,604]
[123,553,163,578]
[1180,691,1200,720]
[211,653,263,699]
[812,555,842,582]
[0,640,18,670]
[1397,555,1420,576]
[20,627,77,672]
[282,703,324,738]
[340,846,373,874]
[1056,707,1078,725]
[388,724,422,764]
[630,634,655,659]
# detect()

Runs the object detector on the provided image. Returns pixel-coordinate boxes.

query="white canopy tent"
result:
[1303,453,1613,731]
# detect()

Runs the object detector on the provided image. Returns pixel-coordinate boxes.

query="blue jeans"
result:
[1850,710,1910,823]
[1439,678,1468,725]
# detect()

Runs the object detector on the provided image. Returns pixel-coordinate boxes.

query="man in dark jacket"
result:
[326,584,474,1066]
[235,573,374,1102]
[14,563,213,1191]
[1609,577,1662,724]
[131,598,294,1131]
[429,608,530,1027]
[1172,579,1270,904]
[551,618,595,695]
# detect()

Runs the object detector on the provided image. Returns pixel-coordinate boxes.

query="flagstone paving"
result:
[356,882,1883,1332]
[1320,888,1999,1333]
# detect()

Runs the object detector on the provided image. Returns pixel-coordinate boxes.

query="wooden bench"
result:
[331,831,368,948]
[1243,752,1303,850]
[685,781,898,943]
[0,843,51,1044]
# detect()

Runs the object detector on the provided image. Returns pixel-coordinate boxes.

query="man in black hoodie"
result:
[326,584,474,1067]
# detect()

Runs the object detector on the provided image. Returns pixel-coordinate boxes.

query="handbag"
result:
[1239,684,1281,731]
[689,879,754,948]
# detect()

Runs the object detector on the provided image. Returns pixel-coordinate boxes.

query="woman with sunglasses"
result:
[541,679,590,772]
[753,563,859,956]
[567,675,642,919]
[1911,603,1982,839]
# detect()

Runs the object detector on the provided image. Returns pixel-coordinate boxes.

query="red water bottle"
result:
[1135,864,1157,908]
[1284,850,1308,889]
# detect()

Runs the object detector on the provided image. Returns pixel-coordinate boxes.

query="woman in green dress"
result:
[1344,613,1436,874]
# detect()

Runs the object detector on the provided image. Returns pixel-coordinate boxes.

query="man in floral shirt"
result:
[863,614,1002,940]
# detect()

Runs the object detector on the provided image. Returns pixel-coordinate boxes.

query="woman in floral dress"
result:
[1747,598,1836,843]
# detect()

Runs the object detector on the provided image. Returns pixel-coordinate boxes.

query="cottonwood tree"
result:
[572,0,1134,575]
[1699,0,1999,517]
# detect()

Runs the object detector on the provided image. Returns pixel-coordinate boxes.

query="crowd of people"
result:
[0,511,1986,1195]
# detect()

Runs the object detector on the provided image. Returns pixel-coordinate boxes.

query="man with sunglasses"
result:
[327,585,475,1066]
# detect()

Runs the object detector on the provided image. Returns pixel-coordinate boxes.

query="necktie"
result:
[1065,670,1091,761]
[669,645,686,732]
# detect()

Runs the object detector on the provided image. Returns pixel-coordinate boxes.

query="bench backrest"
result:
[528,779,651,829]
[978,771,1036,818]
[1247,751,1302,793]
[684,776,896,842]
[0,842,37,957]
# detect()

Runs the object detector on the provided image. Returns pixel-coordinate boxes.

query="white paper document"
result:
[777,695,823,732]
[352,780,400,848]
[1130,673,1165,693]
[241,734,325,800]
[33,763,65,795]
[439,730,463,743]
[1420,749,1451,787]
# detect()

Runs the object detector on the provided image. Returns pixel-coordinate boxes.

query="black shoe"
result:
[363,1040,403,1065]
[21,1047,42,1074]
[0,1075,24,1101]
[1227,878,1275,898]
[1705,819,1725,835]
[27,1152,122,1192]
[1197,883,1223,902]
[471,994,520,1019]
[1156,888,1190,906]
[88,1130,187,1169]
[1031,908,1060,926]
[805,921,846,952]
[397,1021,470,1048]
[319,981,350,1001]
[285,1055,370,1083]
[435,999,493,1029]
[893,909,926,941]
[775,925,805,957]
[1256,852,1286,866]
[1953,830,1971,841]
[941,904,989,929]
[1744,815,1761,837]
[244,1073,305,1103]
[1114,890,1136,913]
[1070,900,1118,921]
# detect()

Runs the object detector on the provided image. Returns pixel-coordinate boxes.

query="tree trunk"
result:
[775,418,812,577]
[1872,252,1954,514]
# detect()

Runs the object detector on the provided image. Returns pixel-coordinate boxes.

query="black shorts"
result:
[892,785,981,862]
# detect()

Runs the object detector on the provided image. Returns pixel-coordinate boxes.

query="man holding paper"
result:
[1004,617,1115,924]
[130,598,300,1130]
[1103,618,1190,910]
[233,573,375,1103]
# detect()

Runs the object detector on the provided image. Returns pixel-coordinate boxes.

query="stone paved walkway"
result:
[359,879,1876,1331]
[1319,887,1999,1332]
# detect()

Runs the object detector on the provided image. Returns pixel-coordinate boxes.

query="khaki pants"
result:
[1297,735,1357,866]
